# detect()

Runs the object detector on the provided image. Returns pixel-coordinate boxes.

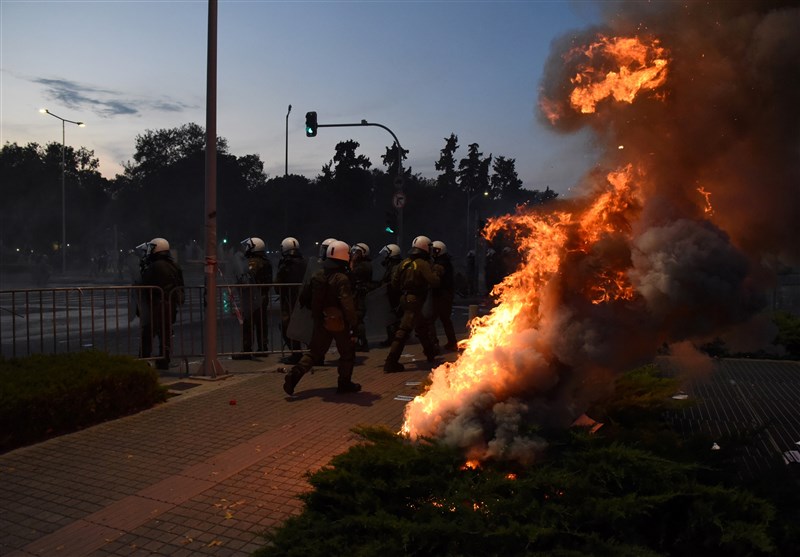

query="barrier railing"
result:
[0,283,303,364]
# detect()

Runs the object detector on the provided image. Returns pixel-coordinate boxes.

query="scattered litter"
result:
[711,442,721,451]
[405,381,422,386]
[570,414,604,434]
[672,391,689,400]
[394,395,414,401]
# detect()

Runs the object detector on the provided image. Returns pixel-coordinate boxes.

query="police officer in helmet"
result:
[383,235,440,372]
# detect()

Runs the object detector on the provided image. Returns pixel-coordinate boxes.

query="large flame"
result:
[543,35,668,123]
[401,165,645,460]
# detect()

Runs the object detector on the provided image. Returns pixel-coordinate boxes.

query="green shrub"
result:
[773,311,800,357]
[255,366,800,557]
[0,351,167,453]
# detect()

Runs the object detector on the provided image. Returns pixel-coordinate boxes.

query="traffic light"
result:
[384,210,398,234]
[305,111,318,137]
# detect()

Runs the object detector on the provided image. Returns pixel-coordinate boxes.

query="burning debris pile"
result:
[402,1,800,463]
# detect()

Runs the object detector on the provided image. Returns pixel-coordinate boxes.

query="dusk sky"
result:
[1,1,602,196]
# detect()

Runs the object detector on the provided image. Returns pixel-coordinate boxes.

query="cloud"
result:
[31,76,194,117]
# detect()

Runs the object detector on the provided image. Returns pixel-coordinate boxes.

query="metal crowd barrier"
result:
[0,283,303,363]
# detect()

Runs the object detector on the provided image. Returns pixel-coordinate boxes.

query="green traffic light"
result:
[385,226,395,234]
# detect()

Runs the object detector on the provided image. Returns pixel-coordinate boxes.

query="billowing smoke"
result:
[541,0,800,262]
[402,1,800,463]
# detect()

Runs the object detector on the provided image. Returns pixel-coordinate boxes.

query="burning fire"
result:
[543,35,668,123]
[402,2,792,464]
[697,187,714,217]
[401,163,646,460]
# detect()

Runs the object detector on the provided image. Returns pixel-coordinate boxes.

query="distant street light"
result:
[285,104,292,177]
[40,108,85,274]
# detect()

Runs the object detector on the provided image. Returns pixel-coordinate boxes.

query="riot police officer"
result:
[378,243,402,346]
[139,237,184,370]
[383,236,440,373]
[430,240,458,351]
[236,237,273,359]
[284,240,361,395]
[276,236,308,364]
[349,242,373,352]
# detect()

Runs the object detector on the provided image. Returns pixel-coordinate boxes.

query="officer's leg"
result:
[334,330,359,392]
[285,326,330,395]
[415,312,439,363]
[441,296,458,350]
[385,297,415,372]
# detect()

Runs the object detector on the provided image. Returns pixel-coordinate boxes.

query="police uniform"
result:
[140,251,184,370]
[240,252,273,356]
[276,250,307,362]
[430,251,458,351]
[350,253,373,351]
[383,249,440,372]
[379,253,403,346]
[283,258,360,395]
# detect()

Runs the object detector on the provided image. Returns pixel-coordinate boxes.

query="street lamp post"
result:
[466,190,488,254]
[40,108,84,274]
[285,104,292,177]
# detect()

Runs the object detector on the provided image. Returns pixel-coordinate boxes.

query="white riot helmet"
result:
[431,240,447,256]
[379,244,401,259]
[147,237,170,256]
[241,237,265,254]
[327,240,351,263]
[351,242,370,258]
[411,235,432,253]
[319,237,337,259]
[281,236,300,255]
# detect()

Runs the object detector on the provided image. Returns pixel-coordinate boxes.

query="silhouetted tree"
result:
[0,141,111,267]
[490,156,523,200]
[434,134,459,197]
[457,143,492,197]
[381,143,409,177]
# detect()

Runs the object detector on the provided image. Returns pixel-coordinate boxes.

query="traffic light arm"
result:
[315,119,404,176]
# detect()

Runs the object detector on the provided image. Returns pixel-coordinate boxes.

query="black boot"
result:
[283,367,302,396]
[336,380,362,394]
[383,359,405,373]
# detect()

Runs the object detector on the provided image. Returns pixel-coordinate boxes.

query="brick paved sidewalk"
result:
[0,341,456,556]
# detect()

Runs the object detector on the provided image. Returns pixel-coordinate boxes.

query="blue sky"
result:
[1,1,601,195]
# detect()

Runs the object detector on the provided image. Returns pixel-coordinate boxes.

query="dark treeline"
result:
[0,124,557,275]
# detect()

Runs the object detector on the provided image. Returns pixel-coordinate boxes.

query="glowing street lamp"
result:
[40,108,85,274]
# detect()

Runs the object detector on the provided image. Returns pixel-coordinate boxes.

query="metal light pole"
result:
[40,108,84,274]
[466,190,488,254]
[200,0,225,378]
[285,104,292,177]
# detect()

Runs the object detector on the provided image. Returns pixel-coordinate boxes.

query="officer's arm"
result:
[337,277,358,328]
[423,261,441,288]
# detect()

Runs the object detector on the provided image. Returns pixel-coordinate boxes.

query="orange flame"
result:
[697,186,714,217]
[542,35,669,123]
[570,35,668,114]
[401,164,644,459]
